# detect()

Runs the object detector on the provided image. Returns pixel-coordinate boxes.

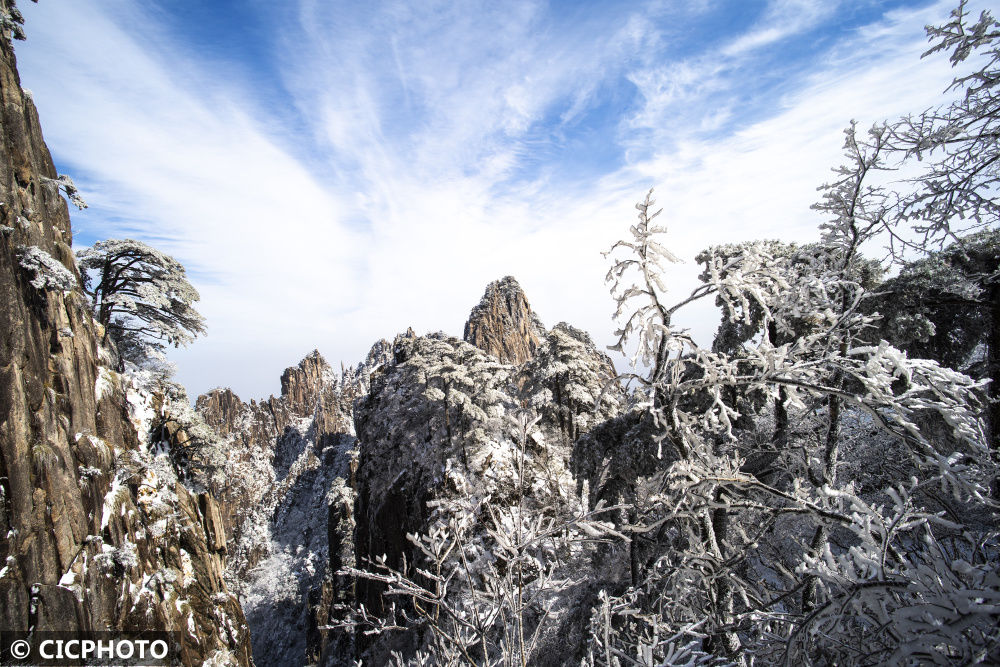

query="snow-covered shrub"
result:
[591,171,996,662]
[94,542,139,577]
[522,323,624,448]
[342,410,623,665]
[17,245,76,292]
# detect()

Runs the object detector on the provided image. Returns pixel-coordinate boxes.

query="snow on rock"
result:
[0,18,251,664]
[16,244,76,292]
[196,278,625,666]
[197,343,391,666]
[95,366,114,401]
[345,310,625,664]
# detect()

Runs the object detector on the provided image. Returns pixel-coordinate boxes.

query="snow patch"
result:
[202,648,233,666]
[95,366,114,402]
[100,476,126,531]
[180,549,194,588]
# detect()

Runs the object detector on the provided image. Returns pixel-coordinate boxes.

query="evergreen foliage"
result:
[76,238,206,363]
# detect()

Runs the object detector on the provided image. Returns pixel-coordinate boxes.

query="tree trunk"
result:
[704,505,741,658]
[989,282,1000,496]
[443,380,452,451]
[629,506,640,588]
[802,525,827,612]
[742,322,788,483]
[553,379,565,442]
[989,282,1000,452]
[769,323,789,467]
[803,345,845,612]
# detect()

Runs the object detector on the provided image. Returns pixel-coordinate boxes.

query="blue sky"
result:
[13,0,972,400]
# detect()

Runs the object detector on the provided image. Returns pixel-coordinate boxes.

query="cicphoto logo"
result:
[0,631,179,666]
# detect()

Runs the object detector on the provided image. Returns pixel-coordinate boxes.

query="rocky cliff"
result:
[0,4,251,664]
[197,344,391,666]
[463,275,546,365]
[328,289,624,664]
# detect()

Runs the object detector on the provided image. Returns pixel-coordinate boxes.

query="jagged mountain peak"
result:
[280,349,336,411]
[463,275,546,365]
[552,321,596,347]
[282,349,332,382]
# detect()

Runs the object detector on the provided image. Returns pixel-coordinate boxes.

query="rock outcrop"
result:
[198,387,245,438]
[0,5,251,663]
[335,288,624,664]
[342,320,625,664]
[196,344,391,667]
[463,275,545,365]
[197,279,624,666]
[522,321,622,446]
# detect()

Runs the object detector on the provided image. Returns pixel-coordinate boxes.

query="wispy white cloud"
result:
[722,0,837,57]
[16,0,364,396]
[608,0,964,342]
[14,0,977,399]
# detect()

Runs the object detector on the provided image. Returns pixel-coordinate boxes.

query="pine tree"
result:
[76,239,206,363]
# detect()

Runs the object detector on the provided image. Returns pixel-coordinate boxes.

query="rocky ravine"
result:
[0,3,252,664]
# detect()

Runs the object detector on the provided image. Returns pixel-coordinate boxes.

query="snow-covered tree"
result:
[343,329,632,664]
[887,0,1000,249]
[342,409,621,666]
[592,7,1000,656]
[876,229,1000,447]
[335,5,1000,663]
[595,166,994,662]
[76,239,206,363]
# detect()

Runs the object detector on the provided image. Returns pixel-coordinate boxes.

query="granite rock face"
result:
[463,275,546,365]
[197,344,391,666]
[0,6,252,664]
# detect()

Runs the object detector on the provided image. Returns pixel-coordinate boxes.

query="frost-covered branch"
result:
[41,174,88,210]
